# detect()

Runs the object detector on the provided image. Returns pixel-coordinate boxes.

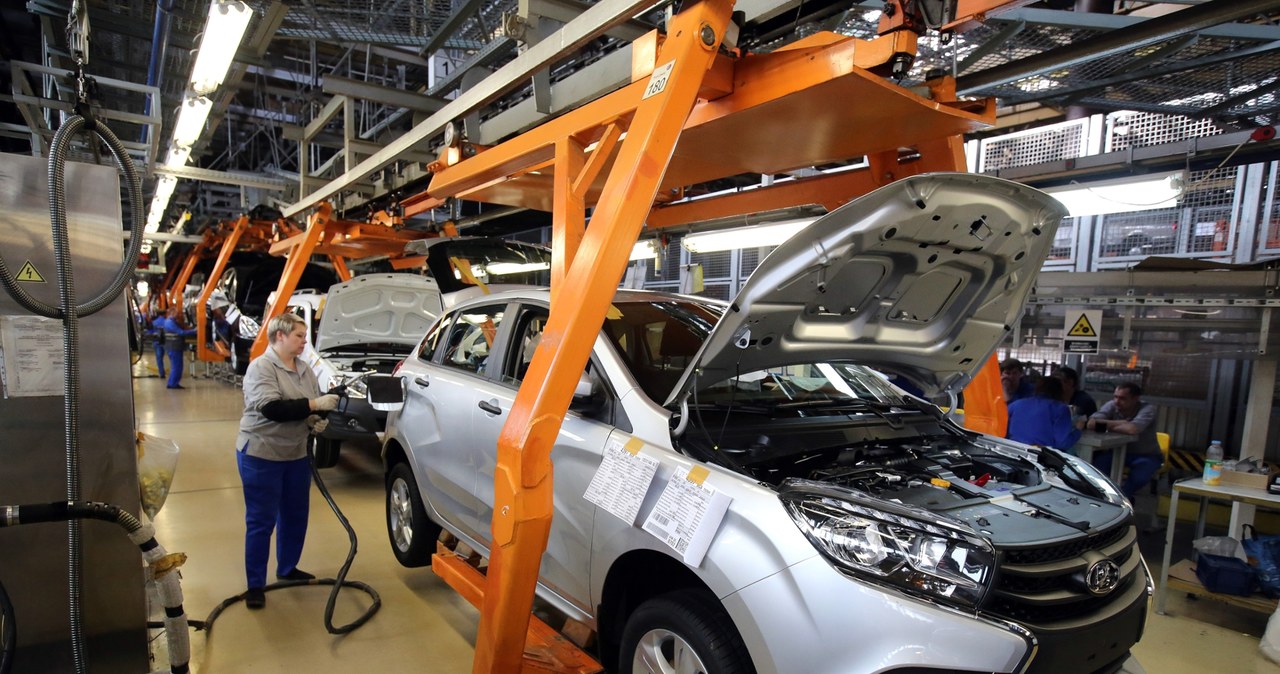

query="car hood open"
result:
[315,273,443,352]
[663,173,1068,407]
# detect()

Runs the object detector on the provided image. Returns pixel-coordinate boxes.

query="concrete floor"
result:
[133,354,1280,673]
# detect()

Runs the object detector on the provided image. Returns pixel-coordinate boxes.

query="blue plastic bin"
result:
[1195,553,1256,596]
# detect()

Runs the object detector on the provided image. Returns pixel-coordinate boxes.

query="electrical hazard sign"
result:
[16,260,45,283]
[1063,309,1101,354]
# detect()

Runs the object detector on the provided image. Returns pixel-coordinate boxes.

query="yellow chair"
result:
[1154,432,1171,489]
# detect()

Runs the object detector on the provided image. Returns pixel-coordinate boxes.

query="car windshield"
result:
[602,297,909,409]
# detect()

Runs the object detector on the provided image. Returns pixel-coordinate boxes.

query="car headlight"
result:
[780,479,995,609]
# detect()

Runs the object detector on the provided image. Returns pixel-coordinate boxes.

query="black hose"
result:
[198,444,381,635]
[0,112,144,674]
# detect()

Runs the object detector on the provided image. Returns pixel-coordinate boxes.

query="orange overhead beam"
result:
[427,32,991,214]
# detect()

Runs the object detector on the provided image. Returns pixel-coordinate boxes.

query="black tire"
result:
[311,435,341,469]
[385,462,441,567]
[619,589,754,674]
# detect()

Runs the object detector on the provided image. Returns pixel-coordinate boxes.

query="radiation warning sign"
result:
[16,260,45,283]
[1064,309,1101,354]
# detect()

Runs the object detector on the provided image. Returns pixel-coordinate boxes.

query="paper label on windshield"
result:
[642,467,732,567]
[584,436,659,525]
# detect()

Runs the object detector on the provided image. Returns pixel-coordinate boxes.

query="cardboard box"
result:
[1220,470,1271,490]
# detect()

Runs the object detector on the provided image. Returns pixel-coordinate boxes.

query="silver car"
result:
[382,174,1149,674]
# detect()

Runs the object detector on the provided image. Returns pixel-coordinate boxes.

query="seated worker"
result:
[1000,358,1035,404]
[1007,377,1080,452]
[1088,382,1161,498]
[1053,366,1097,417]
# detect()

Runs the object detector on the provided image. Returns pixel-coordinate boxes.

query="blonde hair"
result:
[267,313,306,344]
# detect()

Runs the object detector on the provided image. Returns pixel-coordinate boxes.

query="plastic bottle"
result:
[1203,440,1225,486]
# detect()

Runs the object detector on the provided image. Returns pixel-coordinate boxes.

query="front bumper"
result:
[721,553,1147,674]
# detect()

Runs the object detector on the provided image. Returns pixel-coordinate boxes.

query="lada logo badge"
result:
[1085,558,1120,596]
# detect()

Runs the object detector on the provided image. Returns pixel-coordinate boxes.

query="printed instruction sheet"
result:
[583,435,659,525]
[642,466,732,567]
[0,315,64,397]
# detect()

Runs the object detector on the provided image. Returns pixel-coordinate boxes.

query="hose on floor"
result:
[196,442,381,635]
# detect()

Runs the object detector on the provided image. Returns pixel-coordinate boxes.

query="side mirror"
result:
[570,371,603,416]
[367,374,405,411]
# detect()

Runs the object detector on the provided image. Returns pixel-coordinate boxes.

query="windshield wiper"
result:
[777,398,906,429]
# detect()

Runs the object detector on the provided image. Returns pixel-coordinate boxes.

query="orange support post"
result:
[195,216,249,363]
[472,1,735,672]
[249,203,333,360]
[166,243,206,309]
[962,355,1009,437]
[329,255,352,282]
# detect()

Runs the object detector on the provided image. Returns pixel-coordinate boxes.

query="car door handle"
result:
[413,377,430,388]
[477,399,502,415]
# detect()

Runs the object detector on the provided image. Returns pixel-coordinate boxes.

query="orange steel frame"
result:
[400,0,999,671]
[248,204,432,359]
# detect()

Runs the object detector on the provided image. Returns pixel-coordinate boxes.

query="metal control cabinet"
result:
[0,154,147,673]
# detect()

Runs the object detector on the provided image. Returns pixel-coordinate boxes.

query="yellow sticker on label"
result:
[687,466,709,485]
[930,478,951,489]
[16,260,45,283]
[606,305,623,320]
[623,436,644,455]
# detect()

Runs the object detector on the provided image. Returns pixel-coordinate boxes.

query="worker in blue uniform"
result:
[148,305,167,379]
[157,309,196,389]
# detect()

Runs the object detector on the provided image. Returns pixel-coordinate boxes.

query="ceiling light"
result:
[1041,171,1184,218]
[171,96,213,148]
[630,240,659,260]
[145,177,179,233]
[682,218,817,254]
[189,1,254,95]
[163,145,191,167]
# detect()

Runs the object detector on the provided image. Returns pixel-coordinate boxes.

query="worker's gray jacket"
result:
[236,346,320,461]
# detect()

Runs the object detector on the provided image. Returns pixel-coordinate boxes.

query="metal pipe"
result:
[958,0,1280,94]
[141,0,176,143]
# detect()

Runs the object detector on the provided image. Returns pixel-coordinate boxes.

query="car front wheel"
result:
[385,462,440,567]
[619,590,754,674]
[311,435,340,469]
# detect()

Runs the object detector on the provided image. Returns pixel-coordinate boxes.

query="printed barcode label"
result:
[652,512,671,526]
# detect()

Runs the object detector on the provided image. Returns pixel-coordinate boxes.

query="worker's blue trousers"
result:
[237,450,311,590]
[154,341,166,378]
[165,346,184,388]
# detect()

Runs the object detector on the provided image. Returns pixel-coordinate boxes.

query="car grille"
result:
[985,523,1140,625]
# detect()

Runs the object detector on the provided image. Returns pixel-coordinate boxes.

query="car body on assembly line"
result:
[297,237,554,467]
[381,174,1149,674]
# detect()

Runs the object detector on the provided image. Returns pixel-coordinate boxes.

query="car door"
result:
[470,303,611,613]
[399,302,508,542]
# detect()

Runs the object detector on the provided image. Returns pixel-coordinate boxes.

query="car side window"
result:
[439,305,505,375]
[417,315,450,363]
[501,307,548,386]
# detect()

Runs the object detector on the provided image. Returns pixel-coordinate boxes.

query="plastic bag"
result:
[1263,603,1280,663]
[1242,524,1280,598]
[1192,535,1247,562]
[136,433,180,519]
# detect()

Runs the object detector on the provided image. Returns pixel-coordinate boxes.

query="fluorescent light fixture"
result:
[146,176,179,233]
[171,95,212,148]
[683,218,816,254]
[1042,171,1184,218]
[630,239,659,260]
[164,145,191,167]
[189,1,253,95]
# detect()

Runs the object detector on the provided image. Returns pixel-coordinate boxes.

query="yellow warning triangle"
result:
[16,260,45,283]
[1068,313,1096,337]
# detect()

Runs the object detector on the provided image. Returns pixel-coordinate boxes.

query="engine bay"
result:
[680,417,1129,546]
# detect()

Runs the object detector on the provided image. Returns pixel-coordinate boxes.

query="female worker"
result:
[235,313,339,608]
